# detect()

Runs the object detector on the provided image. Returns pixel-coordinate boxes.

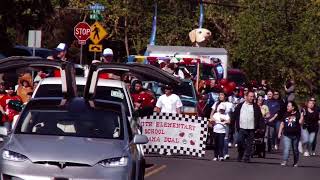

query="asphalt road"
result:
[145,135,320,180]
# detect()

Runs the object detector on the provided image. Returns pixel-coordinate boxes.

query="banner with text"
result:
[141,113,208,157]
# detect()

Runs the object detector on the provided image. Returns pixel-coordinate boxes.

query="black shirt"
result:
[303,108,319,132]
[283,112,301,137]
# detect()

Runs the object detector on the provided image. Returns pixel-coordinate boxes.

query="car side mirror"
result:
[133,134,149,145]
[0,127,8,137]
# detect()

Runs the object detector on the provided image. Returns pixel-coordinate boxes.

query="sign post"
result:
[74,22,91,65]
[28,30,41,56]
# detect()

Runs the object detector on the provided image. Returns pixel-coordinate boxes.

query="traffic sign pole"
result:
[80,44,83,65]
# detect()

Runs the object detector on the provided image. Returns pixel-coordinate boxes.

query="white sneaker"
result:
[304,151,310,157]
[219,157,224,161]
[228,143,232,147]
[213,157,218,161]
[274,145,278,150]
[293,164,298,167]
[224,154,230,160]
[311,152,316,156]
[235,144,238,148]
[281,161,287,166]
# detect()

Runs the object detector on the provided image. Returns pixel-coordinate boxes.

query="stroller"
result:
[252,128,266,158]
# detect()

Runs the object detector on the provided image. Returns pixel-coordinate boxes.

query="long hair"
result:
[286,101,300,117]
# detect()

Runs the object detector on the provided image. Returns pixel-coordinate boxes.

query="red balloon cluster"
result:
[219,79,236,95]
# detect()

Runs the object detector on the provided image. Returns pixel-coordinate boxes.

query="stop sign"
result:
[74,22,91,41]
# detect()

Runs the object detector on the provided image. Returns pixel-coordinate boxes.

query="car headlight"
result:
[2,150,28,162]
[98,157,128,167]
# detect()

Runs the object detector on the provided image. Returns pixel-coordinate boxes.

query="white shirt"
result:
[156,94,183,114]
[212,101,233,114]
[212,112,230,133]
[239,102,255,129]
[173,69,185,79]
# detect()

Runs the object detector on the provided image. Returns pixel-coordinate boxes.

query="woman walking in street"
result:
[278,101,303,167]
[301,98,319,156]
[210,92,233,160]
[210,103,230,161]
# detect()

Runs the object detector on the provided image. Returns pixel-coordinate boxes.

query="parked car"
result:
[0,98,148,180]
[5,45,53,58]
[0,58,183,178]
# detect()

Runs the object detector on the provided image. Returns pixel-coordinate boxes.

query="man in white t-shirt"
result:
[155,85,183,114]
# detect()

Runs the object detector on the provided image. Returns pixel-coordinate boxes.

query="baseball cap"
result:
[102,48,113,57]
[210,57,221,63]
[170,57,179,63]
[55,43,67,52]
[164,84,173,90]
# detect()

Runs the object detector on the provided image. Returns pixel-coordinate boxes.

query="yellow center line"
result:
[145,165,167,178]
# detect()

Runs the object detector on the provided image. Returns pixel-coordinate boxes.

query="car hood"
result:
[6,134,126,166]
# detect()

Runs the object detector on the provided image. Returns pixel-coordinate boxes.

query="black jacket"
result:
[234,102,264,131]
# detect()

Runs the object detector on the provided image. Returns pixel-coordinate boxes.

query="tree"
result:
[232,0,319,95]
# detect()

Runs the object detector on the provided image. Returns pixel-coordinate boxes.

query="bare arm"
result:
[269,113,278,122]
[176,108,181,114]
[155,107,161,113]
[278,122,284,139]
[299,112,304,125]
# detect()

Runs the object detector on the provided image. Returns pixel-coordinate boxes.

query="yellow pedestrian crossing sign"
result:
[89,44,103,52]
[90,22,107,44]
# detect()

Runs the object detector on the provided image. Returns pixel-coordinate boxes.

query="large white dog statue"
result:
[189,28,212,47]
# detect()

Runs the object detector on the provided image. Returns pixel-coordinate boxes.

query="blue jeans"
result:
[282,135,299,164]
[214,133,225,158]
[266,125,276,151]
[301,128,316,153]
[224,126,229,155]
[275,121,281,146]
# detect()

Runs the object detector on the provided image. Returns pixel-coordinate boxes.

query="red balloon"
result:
[223,86,232,95]
[220,78,228,86]
[228,82,236,91]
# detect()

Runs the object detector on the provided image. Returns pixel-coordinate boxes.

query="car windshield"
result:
[185,65,216,80]
[15,109,124,139]
[143,81,195,99]
[172,81,195,98]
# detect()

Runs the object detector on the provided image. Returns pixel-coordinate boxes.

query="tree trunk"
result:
[124,0,130,58]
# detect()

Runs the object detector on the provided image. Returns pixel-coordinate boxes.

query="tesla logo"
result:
[59,162,67,169]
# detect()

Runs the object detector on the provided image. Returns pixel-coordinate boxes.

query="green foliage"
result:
[232,0,320,95]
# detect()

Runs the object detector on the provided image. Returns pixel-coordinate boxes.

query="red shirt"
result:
[131,91,155,108]
[0,95,22,122]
